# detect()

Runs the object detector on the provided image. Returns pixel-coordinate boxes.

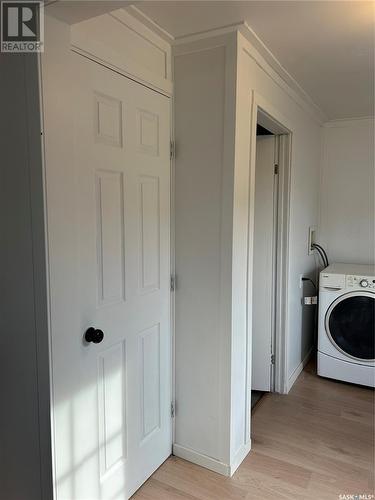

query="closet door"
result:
[44,51,171,500]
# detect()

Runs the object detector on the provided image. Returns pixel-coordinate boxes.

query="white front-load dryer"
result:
[318,263,375,387]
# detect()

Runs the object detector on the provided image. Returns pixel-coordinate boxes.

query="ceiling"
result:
[135,1,375,120]
[45,1,133,24]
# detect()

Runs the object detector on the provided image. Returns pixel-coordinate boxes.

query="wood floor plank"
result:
[133,359,374,499]
[133,478,198,500]
[251,434,371,485]
[152,457,248,500]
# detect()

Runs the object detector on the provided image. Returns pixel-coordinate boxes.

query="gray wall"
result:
[0,54,52,500]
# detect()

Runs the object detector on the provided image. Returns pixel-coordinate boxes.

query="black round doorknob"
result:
[84,327,104,344]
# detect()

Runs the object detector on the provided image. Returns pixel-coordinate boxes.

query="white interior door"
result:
[252,135,277,392]
[46,52,171,500]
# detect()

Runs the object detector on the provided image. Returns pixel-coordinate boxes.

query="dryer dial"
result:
[360,279,369,288]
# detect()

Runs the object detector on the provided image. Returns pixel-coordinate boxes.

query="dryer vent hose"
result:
[311,243,329,268]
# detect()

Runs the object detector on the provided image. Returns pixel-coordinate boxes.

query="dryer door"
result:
[325,292,375,361]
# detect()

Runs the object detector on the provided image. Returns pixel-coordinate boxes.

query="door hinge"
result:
[171,402,175,418]
[271,354,275,365]
[170,274,176,292]
[170,141,175,160]
[274,164,279,175]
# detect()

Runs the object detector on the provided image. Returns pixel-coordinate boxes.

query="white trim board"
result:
[70,9,173,97]
[110,9,172,81]
[287,347,314,393]
[173,441,252,477]
[229,442,252,476]
[172,444,231,476]
[247,91,292,397]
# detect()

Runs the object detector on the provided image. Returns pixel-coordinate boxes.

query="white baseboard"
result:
[172,440,252,477]
[287,346,314,392]
[229,441,252,476]
[172,444,230,476]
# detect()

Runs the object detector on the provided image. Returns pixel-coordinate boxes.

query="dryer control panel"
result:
[347,275,375,290]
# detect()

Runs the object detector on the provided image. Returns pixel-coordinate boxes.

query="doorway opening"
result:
[251,106,291,406]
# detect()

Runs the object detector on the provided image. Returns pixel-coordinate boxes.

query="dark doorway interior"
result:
[251,390,264,410]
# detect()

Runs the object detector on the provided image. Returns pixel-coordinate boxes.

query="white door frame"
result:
[170,95,176,444]
[249,91,292,395]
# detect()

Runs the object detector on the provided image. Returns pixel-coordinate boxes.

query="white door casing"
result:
[252,135,277,392]
[44,51,171,500]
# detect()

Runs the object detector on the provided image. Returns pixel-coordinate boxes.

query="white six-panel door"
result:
[46,52,171,500]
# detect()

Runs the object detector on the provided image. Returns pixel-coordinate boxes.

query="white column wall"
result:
[173,34,239,474]
[173,27,323,475]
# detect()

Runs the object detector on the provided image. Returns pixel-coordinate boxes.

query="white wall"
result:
[173,27,322,476]
[235,31,322,393]
[173,34,238,474]
[174,46,225,460]
[320,118,375,265]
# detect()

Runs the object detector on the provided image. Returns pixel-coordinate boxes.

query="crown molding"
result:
[125,5,175,42]
[172,21,243,45]
[238,22,327,124]
[124,7,328,124]
[323,116,375,128]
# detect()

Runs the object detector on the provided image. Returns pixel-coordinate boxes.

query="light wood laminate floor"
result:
[133,359,374,499]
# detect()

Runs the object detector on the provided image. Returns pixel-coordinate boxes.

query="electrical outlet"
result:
[308,226,316,255]
[303,296,317,305]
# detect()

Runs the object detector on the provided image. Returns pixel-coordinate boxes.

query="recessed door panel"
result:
[94,92,123,147]
[139,176,160,293]
[98,342,126,479]
[139,324,161,440]
[137,109,159,156]
[96,170,125,306]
